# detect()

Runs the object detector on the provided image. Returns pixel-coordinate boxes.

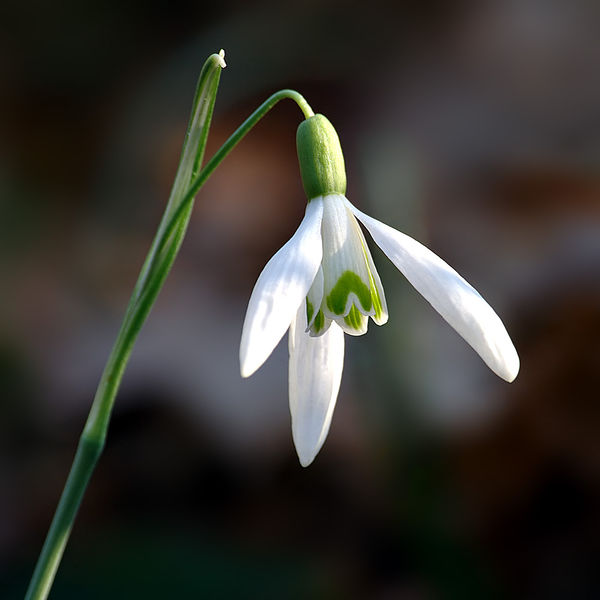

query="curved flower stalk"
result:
[240,114,519,467]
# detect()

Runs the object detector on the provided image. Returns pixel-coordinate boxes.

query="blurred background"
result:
[2,0,600,597]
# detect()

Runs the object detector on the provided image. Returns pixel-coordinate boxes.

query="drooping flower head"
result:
[241,112,519,466]
[296,115,388,339]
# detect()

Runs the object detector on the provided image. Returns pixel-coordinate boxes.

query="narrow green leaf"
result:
[24,51,226,600]
[168,49,227,218]
[130,50,226,311]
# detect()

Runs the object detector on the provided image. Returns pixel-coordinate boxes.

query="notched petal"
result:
[324,270,374,318]
[337,304,369,336]
[320,195,375,321]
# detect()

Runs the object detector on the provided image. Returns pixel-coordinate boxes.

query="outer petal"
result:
[348,201,519,382]
[289,303,345,467]
[240,199,324,378]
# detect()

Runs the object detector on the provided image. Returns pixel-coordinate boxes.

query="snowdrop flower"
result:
[240,114,519,466]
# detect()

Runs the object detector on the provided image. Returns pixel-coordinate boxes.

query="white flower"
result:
[240,193,519,466]
[240,112,519,467]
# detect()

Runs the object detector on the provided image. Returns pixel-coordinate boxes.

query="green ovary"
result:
[326,270,372,315]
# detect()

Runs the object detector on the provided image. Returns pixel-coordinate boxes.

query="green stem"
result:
[25,84,312,600]
[151,89,313,265]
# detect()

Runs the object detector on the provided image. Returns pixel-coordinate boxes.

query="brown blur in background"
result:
[2,1,600,598]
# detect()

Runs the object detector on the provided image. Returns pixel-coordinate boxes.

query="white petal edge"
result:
[306,266,324,330]
[289,304,345,467]
[355,213,389,326]
[240,199,324,378]
[348,201,520,382]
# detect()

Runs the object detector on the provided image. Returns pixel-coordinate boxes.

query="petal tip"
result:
[298,455,316,468]
[292,426,327,467]
[295,444,318,467]
[374,313,389,326]
[239,348,260,379]
[501,353,520,383]
[489,342,520,383]
[292,425,323,467]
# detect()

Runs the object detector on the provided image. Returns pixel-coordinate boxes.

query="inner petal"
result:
[306,266,324,329]
[354,217,389,326]
[320,195,375,320]
[305,267,332,337]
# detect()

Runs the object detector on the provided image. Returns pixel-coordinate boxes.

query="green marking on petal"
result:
[357,231,386,324]
[312,309,325,333]
[306,299,314,324]
[326,270,372,315]
[368,269,384,320]
[344,305,363,330]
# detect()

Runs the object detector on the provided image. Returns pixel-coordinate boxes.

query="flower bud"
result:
[296,114,347,200]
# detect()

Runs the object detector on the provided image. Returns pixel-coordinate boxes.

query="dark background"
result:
[2,1,600,598]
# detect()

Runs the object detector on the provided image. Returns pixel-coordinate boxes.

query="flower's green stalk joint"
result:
[296,114,347,200]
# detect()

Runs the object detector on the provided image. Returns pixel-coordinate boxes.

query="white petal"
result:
[289,304,345,467]
[348,201,519,382]
[355,218,389,326]
[305,267,334,337]
[306,266,324,330]
[240,199,324,378]
[320,194,375,319]
[335,306,369,336]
